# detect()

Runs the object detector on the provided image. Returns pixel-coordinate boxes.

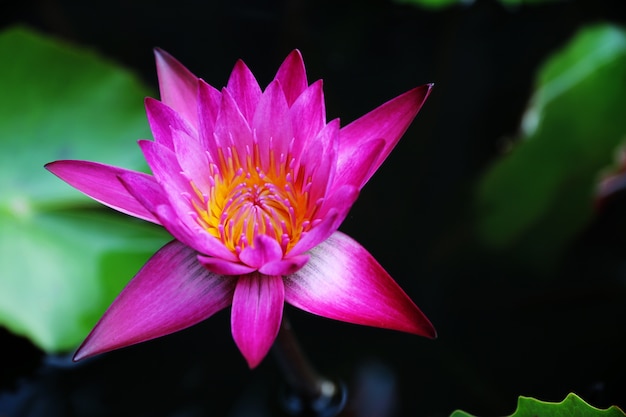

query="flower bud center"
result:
[191,144,318,255]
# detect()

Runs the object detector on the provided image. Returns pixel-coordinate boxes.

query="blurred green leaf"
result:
[450,392,625,417]
[475,24,626,269]
[0,26,169,353]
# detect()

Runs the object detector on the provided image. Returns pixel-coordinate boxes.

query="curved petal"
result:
[274,49,308,106]
[74,240,236,361]
[239,234,284,268]
[231,273,284,368]
[45,160,159,224]
[291,184,360,256]
[154,48,199,127]
[258,254,309,276]
[320,184,360,232]
[197,255,256,275]
[284,232,436,338]
[338,84,433,185]
[331,139,385,190]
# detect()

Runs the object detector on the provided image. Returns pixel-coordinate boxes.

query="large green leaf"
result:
[451,392,625,417]
[475,24,626,268]
[0,26,169,353]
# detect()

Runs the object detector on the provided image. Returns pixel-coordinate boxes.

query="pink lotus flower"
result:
[46,49,436,368]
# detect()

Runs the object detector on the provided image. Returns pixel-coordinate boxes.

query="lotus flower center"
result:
[191,145,319,255]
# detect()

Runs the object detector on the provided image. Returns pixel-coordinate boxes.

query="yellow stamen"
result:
[190,144,318,255]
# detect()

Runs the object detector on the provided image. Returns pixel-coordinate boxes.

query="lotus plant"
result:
[46,49,436,368]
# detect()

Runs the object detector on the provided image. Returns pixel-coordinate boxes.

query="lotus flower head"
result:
[46,49,436,368]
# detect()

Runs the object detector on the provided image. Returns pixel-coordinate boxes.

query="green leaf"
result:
[450,392,625,417]
[0,26,169,352]
[474,24,626,269]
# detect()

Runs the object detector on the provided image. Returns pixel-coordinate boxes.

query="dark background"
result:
[2,0,626,416]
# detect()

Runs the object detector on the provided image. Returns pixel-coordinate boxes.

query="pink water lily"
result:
[46,49,436,368]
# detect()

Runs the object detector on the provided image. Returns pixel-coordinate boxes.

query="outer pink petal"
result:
[45,160,159,224]
[74,240,236,361]
[231,273,285,368]
[274,49,308,106]
[154,48,199,127]
[338,84,433,186]
[225,59,262,122]
[284,231,436,338]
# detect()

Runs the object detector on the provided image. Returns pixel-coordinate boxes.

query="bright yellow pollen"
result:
[191,144,316,255]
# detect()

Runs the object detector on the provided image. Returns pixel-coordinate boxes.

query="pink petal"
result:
[239,234,283,269]
[225,59,262,122]
[74,240,236,361]
[274,49,308,106]
[213,88,253,154]
[251,79,293,172]
[198,79,223,153]
[197,255,256,275]
[290,183,360,257]
[138,141,202,237]
[338,84,433,186]
[331,139,385,190]
[318,184,360,232]
[45,160,159,224]
[154,48,199,127]
[171,127,211,192]
[288,206,341,257]
[231,273,285,368]
[138,140,190,198]
[289,80,326,150]
[295,119,339,205]
[258,254,310,276]
[284,231,436,338]
[117,169,169,211]
[145,98,196,150]
[119,172,237,262]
